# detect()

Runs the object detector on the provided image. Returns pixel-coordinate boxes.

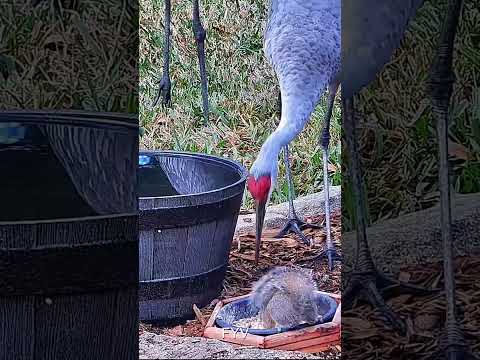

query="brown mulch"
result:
[343,257,480,359]
[139,211,342,355]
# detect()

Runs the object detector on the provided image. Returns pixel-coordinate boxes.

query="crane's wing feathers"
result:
[263,0,340,102]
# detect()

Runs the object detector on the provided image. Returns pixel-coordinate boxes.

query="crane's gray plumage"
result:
[250,0,340,185]
[342,0,424,98]
[265,0,424,100]
[264,0,340,113]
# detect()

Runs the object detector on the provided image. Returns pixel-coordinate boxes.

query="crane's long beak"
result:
[255,199,266,265]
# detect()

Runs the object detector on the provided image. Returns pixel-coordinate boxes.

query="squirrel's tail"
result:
[251,266,286,310]
[251,266,313,310]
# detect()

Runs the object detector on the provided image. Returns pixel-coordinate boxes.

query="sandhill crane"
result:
[153,0,209,123]
[247,0,341,271]
[248,0,475,357]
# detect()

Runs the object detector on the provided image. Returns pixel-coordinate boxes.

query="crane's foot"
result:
[343,269,440,334]
[275,217,322,246]
[152,75,172,109]
[428,322,479,360]
[315,247,342,271]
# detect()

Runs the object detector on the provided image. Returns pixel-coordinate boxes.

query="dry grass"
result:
[0,0,138,112]
[343,0,480,229]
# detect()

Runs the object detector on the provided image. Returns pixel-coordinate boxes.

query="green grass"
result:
[139,0,342,210]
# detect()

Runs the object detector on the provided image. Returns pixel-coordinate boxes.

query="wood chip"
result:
[193,304,206,327]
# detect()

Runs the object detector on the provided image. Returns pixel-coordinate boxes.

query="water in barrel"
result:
[0,123,97,221]
[138,154,180,197]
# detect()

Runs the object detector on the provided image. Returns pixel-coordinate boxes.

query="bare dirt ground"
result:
[139,210,342,359]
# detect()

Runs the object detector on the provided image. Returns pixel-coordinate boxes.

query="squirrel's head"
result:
[298,292,320,323]
[295,270,320,323]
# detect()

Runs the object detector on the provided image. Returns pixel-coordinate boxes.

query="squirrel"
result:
[251,266,321,329]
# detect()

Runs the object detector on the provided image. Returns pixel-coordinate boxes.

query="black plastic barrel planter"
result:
[0,111,138,360]
[138,150,248,323]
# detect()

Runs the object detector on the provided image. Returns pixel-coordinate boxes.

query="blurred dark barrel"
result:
[138,150,248,323]
[0,111,138,360]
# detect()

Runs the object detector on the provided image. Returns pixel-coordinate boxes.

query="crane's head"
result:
[247,157,278,265]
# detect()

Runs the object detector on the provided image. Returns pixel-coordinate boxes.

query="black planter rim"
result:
[138,150,249,202]
[0,110,138,129]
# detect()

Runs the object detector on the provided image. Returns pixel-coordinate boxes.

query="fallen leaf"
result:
[193,304,206,327]
[283,238,300,248]
[387,294,413,307]
[261,229,282,238]
[342,317,373,330]
[398,271,411,282]
[448,140,472,160]
[414,314,440,331]
[327,163,337,172]
[345,329,379,340]
[230,252,256,261]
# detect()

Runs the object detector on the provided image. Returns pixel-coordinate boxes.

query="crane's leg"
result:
[315,81,342,271]
[277,144,322,245]
[192,0,209,124]
[427,1,476,359]
[152,0,172,109]
[342,97,436,335]
[274,91,323,244]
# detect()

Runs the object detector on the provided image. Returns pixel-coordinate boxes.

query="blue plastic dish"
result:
[215,292,337,335]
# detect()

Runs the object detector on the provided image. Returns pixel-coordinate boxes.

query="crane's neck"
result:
[258,129,288,163]
[257,97,314,168]
[250,95,317,208]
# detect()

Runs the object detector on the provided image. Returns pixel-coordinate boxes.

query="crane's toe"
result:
[274,217,319,245]
[152,75,172,109]
[430,321,478,360]
[364,279,407,335]
[343,270,439,335]
[343,273,406,335]
[312,247,342,271]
